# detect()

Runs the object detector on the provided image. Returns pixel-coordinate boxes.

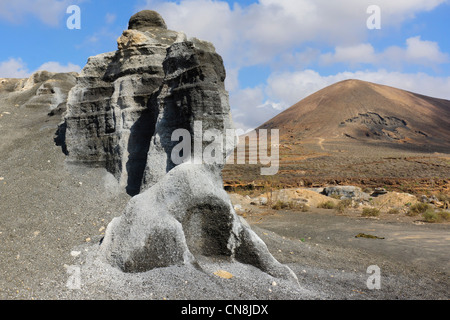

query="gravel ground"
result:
[0,92,448,301]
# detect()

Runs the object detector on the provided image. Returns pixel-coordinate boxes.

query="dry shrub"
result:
[388,208,400,214]
[335,199,352,214]
[423,209,450,223]
[272,200,309,212]
[362,207,380,217]
[317,201,336,209]
[407,202,430,216]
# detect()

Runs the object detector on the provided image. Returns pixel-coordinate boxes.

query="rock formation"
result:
[142,37,234,187]
[100,163,297,282]
[63,10,181,195]
[63,10,298,284]
[63,11,235,195]
[0,71,77,112]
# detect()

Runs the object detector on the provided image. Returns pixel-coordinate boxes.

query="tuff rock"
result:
[1,70,77,112]
[100,163,297,283]
[62,9,233,195]
[63,10,183,195]
[63,10,298,284]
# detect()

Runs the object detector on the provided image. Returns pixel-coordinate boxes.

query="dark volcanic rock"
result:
[63,20,183,195]
[128,10,167,31]
[63,11,233,195]
[142,38,234,188]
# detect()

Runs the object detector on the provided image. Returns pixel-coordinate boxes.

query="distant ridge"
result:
[258,79,450,150]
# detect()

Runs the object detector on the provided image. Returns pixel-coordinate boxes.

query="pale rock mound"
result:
[63,11,298,285]
[100,163,297,283]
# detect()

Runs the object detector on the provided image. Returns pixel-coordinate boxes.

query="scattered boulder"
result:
[322,186,370,201]
[372,192,418,208]
[371,187,388,197]
[420,194,448,209]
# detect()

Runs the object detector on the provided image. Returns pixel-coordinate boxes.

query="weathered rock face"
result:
[101,163,297,283]
[142,38,234,187]
[63,10,232,195]
[64,11,297,285]
[0,71,77,112]
[128,10,168,31]
[63,10,183,195]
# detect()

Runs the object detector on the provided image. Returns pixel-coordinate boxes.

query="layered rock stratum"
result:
[62,10,297,284]
[63,10,233,196]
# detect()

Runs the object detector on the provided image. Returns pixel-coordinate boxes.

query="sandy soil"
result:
[0,89,448,301]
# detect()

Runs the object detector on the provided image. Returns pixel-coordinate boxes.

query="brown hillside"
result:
[223,80,450,194]
[259,79,450,149]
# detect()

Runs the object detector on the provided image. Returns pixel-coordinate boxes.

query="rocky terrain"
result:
[0,11,448,302]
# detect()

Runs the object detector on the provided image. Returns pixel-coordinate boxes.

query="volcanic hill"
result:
[260,79,450,148]
[223,79,450,194]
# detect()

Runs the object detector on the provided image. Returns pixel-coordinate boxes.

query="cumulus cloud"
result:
[266,69,450,106]
[229,86,284,131]
[140,0,447,69]
[0,58,30,78]
[0,0,76,26]
[319,36,449,69]
[36,61,82,73]
[320,44,378,66]
[0,58,81,78]
[404,36,449,65]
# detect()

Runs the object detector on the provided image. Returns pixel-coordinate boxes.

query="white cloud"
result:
[36,61,81,73]
[229,86,284,131]
[0,58,30,78]
[405,36,449,65]
[0,58,81,78]
[320,36,449,68]
[320,43,377,66]
[266,69,450,107]
[140,0,447,69]
[224,67,240,92]
[105,13,117,25]
[0,0,75,26]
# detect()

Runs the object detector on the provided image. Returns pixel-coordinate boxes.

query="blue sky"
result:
[0,0,449,130]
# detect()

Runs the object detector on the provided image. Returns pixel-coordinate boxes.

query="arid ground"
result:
[0,76,448,300]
